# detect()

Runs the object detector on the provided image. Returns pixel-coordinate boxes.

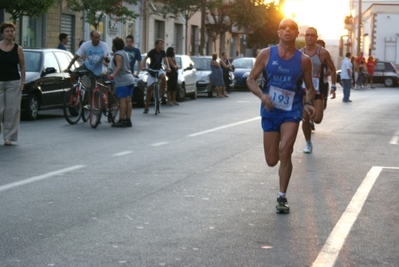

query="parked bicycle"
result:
[63,69,91,124]
[148,68,161,115]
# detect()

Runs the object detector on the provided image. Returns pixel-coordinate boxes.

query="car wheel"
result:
[24,94,39,120]
[177,84,186,102]
[384,77,394,87]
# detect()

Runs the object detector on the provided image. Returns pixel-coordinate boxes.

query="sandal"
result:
[4,140,12,146]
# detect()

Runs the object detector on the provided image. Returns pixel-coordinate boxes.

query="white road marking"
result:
[0,165,86,193]
[150,142,169,147]
[389,129,399,144]
[113,151,133,156]
[312,166,399,267]
[187,117,260,137]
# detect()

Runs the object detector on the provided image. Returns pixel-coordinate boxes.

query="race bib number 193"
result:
[269,86,295,111]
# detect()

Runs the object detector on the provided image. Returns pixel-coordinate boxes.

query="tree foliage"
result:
[154,0,201,52]
[244,2,284,49]
[1,0,57,23]
[66,0,139,30]
[206,0,284,52]
[156,0,201,21]
[206,0,231,37]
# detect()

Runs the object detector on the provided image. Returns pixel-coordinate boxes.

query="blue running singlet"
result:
[261,45,304,119]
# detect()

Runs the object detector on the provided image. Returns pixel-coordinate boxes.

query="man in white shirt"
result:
[340,52,352,102]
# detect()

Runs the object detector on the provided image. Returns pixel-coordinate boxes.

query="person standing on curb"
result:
[246,18,315,214]
[57,33,68,50]
[341,52,353,102]
[165,47,179,105]
[124,35,142,77]
[0,22,26,146]
[366,55,376,88]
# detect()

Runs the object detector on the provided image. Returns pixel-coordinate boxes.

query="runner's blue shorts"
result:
[116,84,134,98]
[262,117,302,132]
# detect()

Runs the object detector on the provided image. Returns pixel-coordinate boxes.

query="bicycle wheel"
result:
[154,82,160,115]
[90,88,102,128]
[108,92,119,123]
[63,88,82,125]
[82,89,90,122]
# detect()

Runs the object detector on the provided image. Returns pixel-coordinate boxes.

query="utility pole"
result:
[357,0,362,56]
[200,0,206,55]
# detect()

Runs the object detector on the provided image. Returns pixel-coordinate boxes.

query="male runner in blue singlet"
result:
[300,27,337,154]
[246,18,315,214]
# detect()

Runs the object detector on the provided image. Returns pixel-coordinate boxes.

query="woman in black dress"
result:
[166,47,179,105]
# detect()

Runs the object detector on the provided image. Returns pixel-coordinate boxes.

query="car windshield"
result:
[191,57,211,70]
[232,58,253,69]
[175,57,182,68]
[23,51,42,72]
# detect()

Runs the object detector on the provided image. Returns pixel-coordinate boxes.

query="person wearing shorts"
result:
[300,27,337,154]
[109,37,135,128]
[246,18,315,214]
[141,39,170,114]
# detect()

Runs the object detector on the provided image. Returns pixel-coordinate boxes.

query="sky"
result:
[281,0,351,40]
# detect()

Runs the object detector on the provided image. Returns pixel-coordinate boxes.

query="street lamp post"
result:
[200,0,206,55]
[357,0,362,56]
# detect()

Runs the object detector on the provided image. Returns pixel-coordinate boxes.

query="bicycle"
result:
[63,69,92,124]
[148,69,161,115]
[89,77,120,129]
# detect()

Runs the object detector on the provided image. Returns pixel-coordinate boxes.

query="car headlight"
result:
[243,72,250,78]
[201,75,210,83]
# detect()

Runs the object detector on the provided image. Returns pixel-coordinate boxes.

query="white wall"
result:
[362,12,399,63]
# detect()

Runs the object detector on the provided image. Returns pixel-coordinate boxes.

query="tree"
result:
[1,0,57,23]
[66,0,139,30]
[205,0,232,55]
[228,0,268,33]
[244,2,284,50]
[154,0,201,54]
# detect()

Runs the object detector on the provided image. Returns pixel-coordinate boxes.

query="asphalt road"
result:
[1,85,398,267]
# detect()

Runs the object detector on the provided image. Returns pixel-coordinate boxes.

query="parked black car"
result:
[21,48,80,120]
[337,60,399,87]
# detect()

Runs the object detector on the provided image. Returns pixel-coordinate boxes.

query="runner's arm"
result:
[247,48,274,110]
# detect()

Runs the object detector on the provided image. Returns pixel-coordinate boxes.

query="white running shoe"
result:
[303,143,313,154]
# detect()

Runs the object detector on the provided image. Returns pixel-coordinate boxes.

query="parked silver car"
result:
[191,56,213,97]
[191,56,235,97]
[175,55,197,101]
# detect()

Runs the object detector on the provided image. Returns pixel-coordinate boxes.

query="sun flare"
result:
[282,0,350,40]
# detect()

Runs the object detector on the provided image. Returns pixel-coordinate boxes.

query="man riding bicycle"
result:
[141,39,170,114]
[65,30,110,89]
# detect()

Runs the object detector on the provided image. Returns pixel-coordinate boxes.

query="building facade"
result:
[1,1,84,54]
[1,0,245,58]
[348,0,399,64]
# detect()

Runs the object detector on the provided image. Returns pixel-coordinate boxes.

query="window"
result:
[44,52,60,73]
[24,51,42,72]
[54,51,74,71]
[174,23,183,54]
[154,20,165,41]
[61,14,75,53]
[20,15,45,47]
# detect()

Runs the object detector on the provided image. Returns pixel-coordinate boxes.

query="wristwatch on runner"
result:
[331,84,337,91]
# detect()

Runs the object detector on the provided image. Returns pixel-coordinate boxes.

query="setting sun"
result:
[282,0,351,40]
